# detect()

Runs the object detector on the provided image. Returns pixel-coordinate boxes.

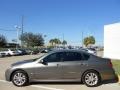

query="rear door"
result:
[61,51,88,79]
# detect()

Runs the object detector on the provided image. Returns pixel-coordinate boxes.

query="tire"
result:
[82,70,101,87]
[11,70,29,87]
[8,53,11,56]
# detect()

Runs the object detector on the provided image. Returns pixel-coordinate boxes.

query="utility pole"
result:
[44,35,47,47]
[62,33,64,47]
[21,15,24,34]
[21,15,24,48]
[82,31,84,47]
[14,25,21,49]
[16,28,19,48]
[62,33,64,41]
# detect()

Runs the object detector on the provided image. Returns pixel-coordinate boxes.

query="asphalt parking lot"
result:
[0,53,120,90]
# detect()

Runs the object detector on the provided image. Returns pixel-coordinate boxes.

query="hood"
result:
[11,59,35,67]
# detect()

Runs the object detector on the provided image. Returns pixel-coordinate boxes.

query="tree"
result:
[33,34,44,47]
[20,32,44,47]
[49,38,61,46]
[0,34,7,47]
[49,39,54,46]
[83,36,95,47]
[62,40,67,45]
[54,38,61,45]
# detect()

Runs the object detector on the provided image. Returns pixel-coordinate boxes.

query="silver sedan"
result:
[5,50,116,87]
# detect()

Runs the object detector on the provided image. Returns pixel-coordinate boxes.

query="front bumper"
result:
[5,68,12,81]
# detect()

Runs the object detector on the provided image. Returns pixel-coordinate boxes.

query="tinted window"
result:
[63,52,82,61]
[43,52,64,62]
[82,53,90,60]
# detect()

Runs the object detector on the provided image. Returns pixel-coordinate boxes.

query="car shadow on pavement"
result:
[29,76,118,86]
[29,73,119,86]
[30,82,82,85]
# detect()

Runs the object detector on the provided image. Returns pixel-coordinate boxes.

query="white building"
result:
[104,22,120,59]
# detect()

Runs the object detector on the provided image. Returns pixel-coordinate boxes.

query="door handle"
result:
[56,64,59,67]
[79,63,87,66]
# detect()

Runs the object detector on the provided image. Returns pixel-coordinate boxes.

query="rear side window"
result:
[63,52,82,61]
[82,53,90,60]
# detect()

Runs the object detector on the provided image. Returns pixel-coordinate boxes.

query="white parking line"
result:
[31,85,64,90]
[0,80,64,90]
[0,79,8,83]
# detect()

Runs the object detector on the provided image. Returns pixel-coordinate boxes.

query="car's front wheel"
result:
[11,70,29,86]
[82,70,101,87]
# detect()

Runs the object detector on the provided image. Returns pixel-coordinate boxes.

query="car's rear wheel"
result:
[11,70,29,87]
[82,70,101,87]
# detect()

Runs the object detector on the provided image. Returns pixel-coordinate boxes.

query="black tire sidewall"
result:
[11,70,28,87]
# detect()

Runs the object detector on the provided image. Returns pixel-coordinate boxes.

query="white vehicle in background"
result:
[4,49,19,56]
[0,52,6,57]
[1,50,10,56]
[86,48,97,55]
[81,48,97,55]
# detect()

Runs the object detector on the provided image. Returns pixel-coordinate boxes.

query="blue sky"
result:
[0,0,120,46]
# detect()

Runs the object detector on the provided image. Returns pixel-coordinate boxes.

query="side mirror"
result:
[39,59,43,63]
[40,60,48,65]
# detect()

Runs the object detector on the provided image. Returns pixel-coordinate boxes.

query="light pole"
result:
[82,31,84,47]
[44,35,47,47]
[14,25,21,48]
[21,15,24,48]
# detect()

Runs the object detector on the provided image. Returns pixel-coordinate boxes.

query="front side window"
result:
[43,52,64,62]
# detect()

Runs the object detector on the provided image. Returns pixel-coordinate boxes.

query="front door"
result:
[34,52,63,80]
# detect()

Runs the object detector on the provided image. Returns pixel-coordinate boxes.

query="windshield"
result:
[32,53,48,61]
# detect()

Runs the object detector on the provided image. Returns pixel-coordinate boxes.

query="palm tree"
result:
[49,38,61,46]
[49,39,54,46]
[54,38,61,45]
[62,40,67,46]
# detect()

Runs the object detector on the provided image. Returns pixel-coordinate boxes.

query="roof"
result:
[50,49,87,54]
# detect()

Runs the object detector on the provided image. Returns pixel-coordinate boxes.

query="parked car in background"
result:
[80,48,97,55]
[31,49,40,55]
[5,50,116,87]
[40,49,49,53]
[2,50,11,56]
[86,48,97,55]
[0,52,6,57]
[4,49,19,56]
[40,48,49,53]
[24,49,32,55]
[17,49,28,55]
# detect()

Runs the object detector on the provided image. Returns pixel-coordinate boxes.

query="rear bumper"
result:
[100,68,116,81]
